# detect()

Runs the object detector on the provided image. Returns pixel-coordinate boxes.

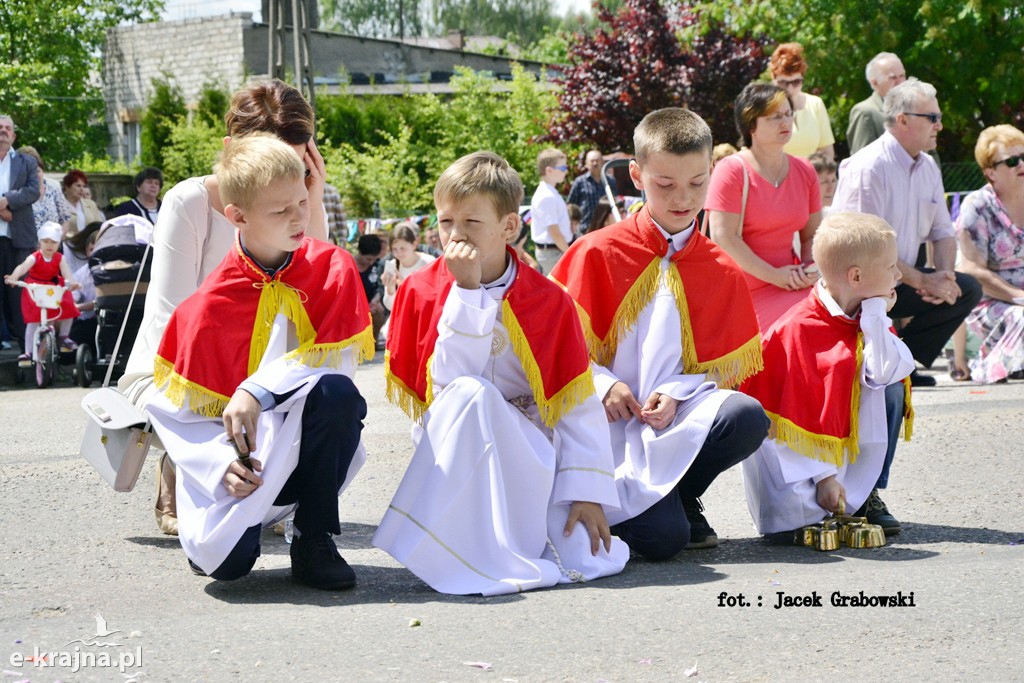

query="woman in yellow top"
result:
[770,43,835,161]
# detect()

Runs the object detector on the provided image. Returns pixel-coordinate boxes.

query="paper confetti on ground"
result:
[464,661,493,671]
[683,661,699,677]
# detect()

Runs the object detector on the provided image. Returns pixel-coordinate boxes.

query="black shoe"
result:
[187,558,207,577]
[909,370,936,387]
[290,532,356,590]
[854,489,902,536]
[764,530,801,545]
[682,497,719,549]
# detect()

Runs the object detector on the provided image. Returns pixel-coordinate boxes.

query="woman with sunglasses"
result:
[769,43,835,161]
[119,79,329,536]
[706,82,822,333]
[953,124,1024,383]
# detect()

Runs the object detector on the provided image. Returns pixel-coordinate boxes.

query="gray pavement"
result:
[1,356,1022,682]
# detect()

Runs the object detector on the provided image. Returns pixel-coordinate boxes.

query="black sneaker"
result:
[290,532,356,590]
[909,370,936,387]
[854,489,902,536]
[187,558,207,577]
[682,497,719,549]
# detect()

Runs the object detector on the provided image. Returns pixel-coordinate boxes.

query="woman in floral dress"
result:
[956,124,1024,383]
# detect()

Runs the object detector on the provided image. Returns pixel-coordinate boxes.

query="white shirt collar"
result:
[482,254,517,300]
[815,280,855,320]
[651,217,696,255]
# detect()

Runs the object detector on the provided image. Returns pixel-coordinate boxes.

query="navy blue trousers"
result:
[208,374,366,581]
[611,393,769,561]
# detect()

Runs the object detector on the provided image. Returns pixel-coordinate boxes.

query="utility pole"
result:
[266,0,317,110]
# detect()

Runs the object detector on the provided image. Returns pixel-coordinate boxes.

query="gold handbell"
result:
[847,524,887,548]
[815,526,840,551]
[795,525,818,547]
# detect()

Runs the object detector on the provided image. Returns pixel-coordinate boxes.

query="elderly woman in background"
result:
[769,43,835,161]
[706,82,822,332]
[62,169,105,237]
[954,124,1024,383]
[118,78,330,536]
[15,146,71,229]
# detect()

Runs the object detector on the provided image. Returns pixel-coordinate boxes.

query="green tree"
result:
[431,0,558,46]
[139,76,187,171]
[320,0,425,38]
[692,0,1024,160]
[195,82,231,129]
[0,0,162,168]
[162,118,223,186]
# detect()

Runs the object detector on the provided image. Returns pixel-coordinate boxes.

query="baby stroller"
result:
[73,216,153,387]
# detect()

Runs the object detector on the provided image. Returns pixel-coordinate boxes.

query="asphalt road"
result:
[1,357,1022,682]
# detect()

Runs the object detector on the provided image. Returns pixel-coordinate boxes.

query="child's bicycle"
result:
[10,280,68,388]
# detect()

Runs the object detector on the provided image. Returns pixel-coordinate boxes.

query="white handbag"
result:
[79,219,154,492]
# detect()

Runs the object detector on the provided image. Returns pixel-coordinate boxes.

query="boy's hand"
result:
[68,281,81,292]
[223,389,261,455]
[445,239,482,289]
[603,381,643,423]
[815,475,846,514]
[222,457,263,499]
[565,501,612,555]
[3,274,13,285]
[640,392,679,431]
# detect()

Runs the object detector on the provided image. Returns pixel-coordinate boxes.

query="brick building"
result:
[102,12,549,164]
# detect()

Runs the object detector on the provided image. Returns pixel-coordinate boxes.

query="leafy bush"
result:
[162,119,223,186]
[140,76,187,170]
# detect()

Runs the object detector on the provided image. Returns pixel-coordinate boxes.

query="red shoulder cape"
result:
[385,247,593,428]
[154,236,374,416]
[741,289,913,465]
[549,206,762,387]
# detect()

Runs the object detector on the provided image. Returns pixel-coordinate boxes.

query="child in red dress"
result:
[3,222,80,361]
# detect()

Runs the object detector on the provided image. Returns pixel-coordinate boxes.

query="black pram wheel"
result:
[74,343,95,388]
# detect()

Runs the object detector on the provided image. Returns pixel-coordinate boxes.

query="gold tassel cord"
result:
[248,280,316,376]
[502,300,595,428]
[902,375,914,441]
[383,350,433,422]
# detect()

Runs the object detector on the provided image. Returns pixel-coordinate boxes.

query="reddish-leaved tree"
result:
[544,0,769,153]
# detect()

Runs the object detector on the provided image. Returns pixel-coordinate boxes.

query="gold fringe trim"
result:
[767,411,859,467]
[384,349,433,423]
[249,280,316,376]
[284,322,376,368]
[153,355,231,417]
[764,334,865,466]
[664,268,764,387]
[581,258,663,366]
[901,375,914,441]
[503,300,595,428]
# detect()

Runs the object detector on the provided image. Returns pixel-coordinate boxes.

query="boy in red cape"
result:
[147,135,373,589]
[550,109,769,560]
[741,213,914,538]
[374,152,627,595]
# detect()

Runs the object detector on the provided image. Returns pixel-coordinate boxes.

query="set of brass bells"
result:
[794,501,886,551]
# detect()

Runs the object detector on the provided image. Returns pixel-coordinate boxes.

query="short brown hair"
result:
[536,148,566,176]
[216,133,304,210]
[769,42,808,78]
[389,221,419,246]
[812,212,896,284]
[808,152,837,175]
[62,169,88,190]
[633,108,712,163]
[434,151,524,217]
[734,83,792,148]
[974,124,1024,170]
[225,79,314,146]
[18,146,43,171]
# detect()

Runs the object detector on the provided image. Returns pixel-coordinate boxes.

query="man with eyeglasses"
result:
[847,52,907,154]
[832,78,981,534]
[530,148,572,274]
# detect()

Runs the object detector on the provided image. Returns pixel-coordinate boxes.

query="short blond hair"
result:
[434,151,524,217]
[812,212,896,283]
[536,148,566,176]
[974,124,1024,170]
[216,133,304,210]
[634,108,712,163]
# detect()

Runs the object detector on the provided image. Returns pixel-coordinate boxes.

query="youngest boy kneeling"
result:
[374,151,628,595]
[741,212,915,537]
[146,134,373,589]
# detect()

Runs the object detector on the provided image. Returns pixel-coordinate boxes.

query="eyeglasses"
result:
[993,154,1024,169]
[763,110,795,123]
[775,77,803,88]
[903,112,942,124]
[554,165,569,171]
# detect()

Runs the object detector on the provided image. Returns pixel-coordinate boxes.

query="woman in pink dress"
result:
[706,82,822,333]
